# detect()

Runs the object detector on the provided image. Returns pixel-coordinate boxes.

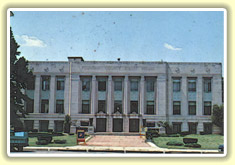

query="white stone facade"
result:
[23,57,223,134]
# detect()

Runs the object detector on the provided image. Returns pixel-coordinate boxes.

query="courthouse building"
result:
[23,57,223,134]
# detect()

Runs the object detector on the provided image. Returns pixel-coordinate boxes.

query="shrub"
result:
[31,129,38,133]
[166,141,184,146]
[48,129,53,133]
[37,135,53,143]
[69,133,74,135]
[184,143,201,148]
[168,134,180,137]
[180,131,190,136]
[200,132,205,135]
[36,140,49,145]
[159,133,168,137]
[183,138,198,144]
[54,140,66,144]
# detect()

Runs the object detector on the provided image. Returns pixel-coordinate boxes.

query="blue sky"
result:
[10,10,224,67]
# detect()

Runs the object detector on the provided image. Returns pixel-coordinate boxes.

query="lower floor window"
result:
[114,100,122,113]
[130,101,138,114]
[188,101,196,115]
[26,99,34,113]
[54,121,64,132]
[173,101,181,115]
[41,99,49,113]
[146,101,154,114]
[172,123,182,133]
[39,120,49,132]
[204,101,212,115]
[203,123,212,134]
[56,100,64,113]
[146,122,155,127]
[81,121,89,126]
[98,100,106,113]
[82,100,90,114]
[188,122,197,134]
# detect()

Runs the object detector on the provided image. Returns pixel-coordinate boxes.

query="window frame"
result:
[41,76,50,91]
[146,101,154,115]
[203,101,212,115]
[188,101,196,115]
[41,99,49,113]
[82,100,90,114]
[130,80,138,91]
[130,101,138,114]
[173,101,181,115]
[204,78,212,93]
[173,78,181,92]
[114,100,122,113]
[98,81,106,91]
[188,78,197,92]
[114,80,122,91]
[56,76,65,91]
[56,100,64,114]
[98,100,106,113]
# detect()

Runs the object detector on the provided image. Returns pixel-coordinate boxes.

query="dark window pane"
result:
[42,76,50,91]
[188,122,197,134]
[56,100,64,113]
[24,120,34,131]
[26,99,34,113]
[27,76,35,90]
[146,80,154,92]
[114,101,122,113]
[82,80,90,91]
[146,101,154,114]
[82,100,90,114]
[204,101,211,115]
[39,120,49,132]
[130,101,138,113]
[98,100,106,113]
[172,123,181,133]
[54,121,64,132]
[173,101,181,115]
[203,123,212,134]
[41,100,49,113]
[98,81,106,91]
[114,81,122,91]
[188,78,196,92]
[146,122,155,127]
[188,101,196,115]
[81,121,89,126]
[57,77,65,90]
[204,78,212,93]
[130,81,138,91]
[173,78,181,92]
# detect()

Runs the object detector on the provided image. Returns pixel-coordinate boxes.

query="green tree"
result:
[212,104,224,135]
[64,114,72,133]
[157,121,172,134]
[10,27,34,131]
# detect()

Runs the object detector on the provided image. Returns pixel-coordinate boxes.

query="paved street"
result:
[86,135,150,147]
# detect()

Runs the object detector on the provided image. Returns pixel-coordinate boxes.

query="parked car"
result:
[10,130,29,152]
[218,144,224,152]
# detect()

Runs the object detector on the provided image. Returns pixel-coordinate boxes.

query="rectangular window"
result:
[188,101,196,115]
[24,120,34,132]
[130,81,138,91]
[98,100,106,113]
[82,100,90,114]
[173,78,181,92]
[41,99,49,113]
[26,99,34,113]
[41,76,50,91]
[204,101,212,115]
[188,78,196,92]
[57,77,65,90]
[54,121,64,132]
[114,81,122,91]
[172,123,182,133]
[188,122,197,134]
[39,120,49,132]
[204,78,212,93]
[56,100,64,113]
[98,81,106,91]
[114,100,122,113]
[146,122,155,127]
[82,80,90,91]
[27,76,35,90]
[173,101,181,115]
[146,80,154,92]
[203,123,212,134]
[81,121,89,126]
[146,101,154,114]
[130,101,138,114]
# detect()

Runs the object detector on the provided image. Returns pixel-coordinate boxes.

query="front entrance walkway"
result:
[86,135,150,147]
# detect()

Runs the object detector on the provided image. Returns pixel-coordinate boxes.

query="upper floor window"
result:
[114,100,122,113]
[146,79,154,92]
[98,81,106,91]
[146,101,154,115]
[130,101,138,114]
[173,101,181,115]
[204,78,212,93]
[41,99,49,113]
[188,101,196,115]
[188,78,196,92]
[56,100,64,113]
[42,76,50,91]
[82,80,90,91]
[204,101,212,115]
[114,81,122,91]
[98,100,106,113]
[130,80,138,91]
[173,78,181,92]
[57,77,65,90]
[82,100,90,114]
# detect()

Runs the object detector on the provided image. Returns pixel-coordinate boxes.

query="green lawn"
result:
[152,134,224,150]
[29,134,90,147]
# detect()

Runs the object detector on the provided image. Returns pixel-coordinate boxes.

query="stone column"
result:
[34,75,41,113]
[212,75,222,105]
[197,122,203,134]
[155,77,158,115]
[157,74,167,116]
[181,76,188,116]
[123,117,129,133]
[107,75,113,132]
[49,75,56,114]
[123,75,129,114]
[64,75,70,115]
[91,75,97,114]
[71,74,79,115]
[197,76,203,116]
[140,76,145,115]
[182,121,188,132]
[168,76,173,116]
[49,120,54,130]
[77,76,82,114]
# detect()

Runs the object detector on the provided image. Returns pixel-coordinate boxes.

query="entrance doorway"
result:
[113,119,123,132]
[129,119,139,132]
[96,118,106,132]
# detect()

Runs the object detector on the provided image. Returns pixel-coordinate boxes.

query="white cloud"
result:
[164,43,182,51]
[20,35,47,47]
